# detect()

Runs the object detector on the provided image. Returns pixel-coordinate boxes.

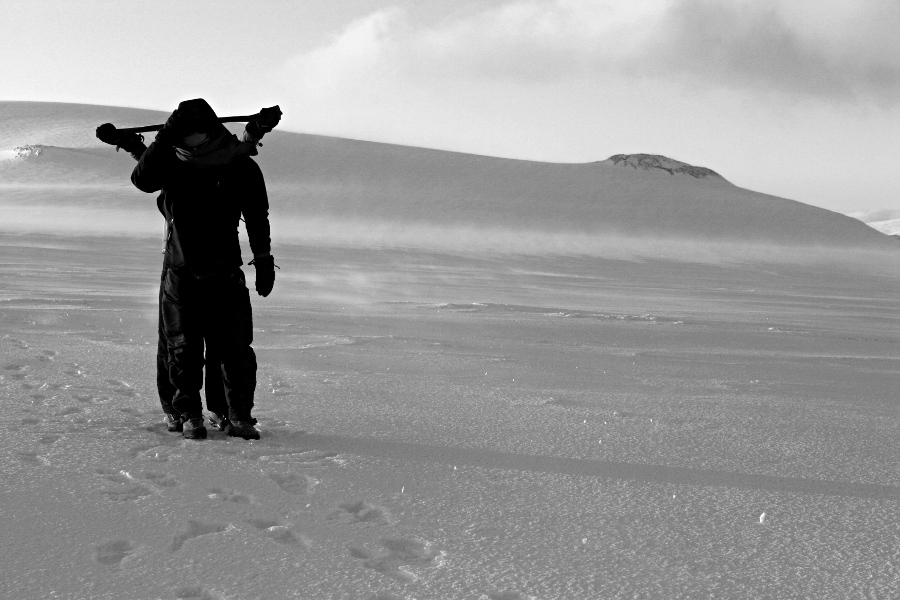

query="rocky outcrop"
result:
[602,154,728,182]
[11,145,44,159]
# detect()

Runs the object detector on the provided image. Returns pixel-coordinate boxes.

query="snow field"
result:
[1,234,899,599]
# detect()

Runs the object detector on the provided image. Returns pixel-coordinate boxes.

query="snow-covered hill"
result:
[0,101,895,249]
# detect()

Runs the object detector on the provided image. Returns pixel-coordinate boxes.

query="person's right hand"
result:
[154,110,182,147]
[96,124,144,154]
[96,123,120,146]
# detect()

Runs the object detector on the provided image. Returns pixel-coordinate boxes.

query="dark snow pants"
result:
[156,266,227,417]
[160,266,257,422]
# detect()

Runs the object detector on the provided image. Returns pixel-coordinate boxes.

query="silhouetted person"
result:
[107,133,229,431]
[110,98,278,439]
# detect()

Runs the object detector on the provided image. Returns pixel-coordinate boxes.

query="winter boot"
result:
[163,413,183,433]
[226,419,260,440]
[182,415,207,440]
[207,411,230,432]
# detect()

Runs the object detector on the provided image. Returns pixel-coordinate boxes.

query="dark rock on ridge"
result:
[603,154,727,182]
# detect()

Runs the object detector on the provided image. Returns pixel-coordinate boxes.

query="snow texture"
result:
[1,102,899,599]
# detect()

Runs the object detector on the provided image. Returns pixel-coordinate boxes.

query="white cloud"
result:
[283,0,900,105]
[848,208,900,223]
[286,8,406,95]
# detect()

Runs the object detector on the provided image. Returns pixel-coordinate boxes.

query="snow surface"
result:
[2,101,900,599]
[2,234,899,599]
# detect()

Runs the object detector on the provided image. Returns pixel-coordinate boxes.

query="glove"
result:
[96,124,145,155]
[154,111,182,147]
[245,105,282,139]
[250,255,276,297]
[96,123,121,145]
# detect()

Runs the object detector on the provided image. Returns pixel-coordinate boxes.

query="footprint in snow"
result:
[170,520,229,552]
[246,517,281,530]
[270,378,293,397]
[8,338,30,350]
[63,364,84,377]
[94,539,135,566]
[128,445,170,462]
[290,450,344,466]
[246,518,311,547]
[4,363,28,380]
[140,471,178,488]
[17,450,50,466]
[96,467,129,481]
[328,500,391,525]
[106,379,136,397]
[254,448,342,465]
[349,537,443,582]
[97,467,178,490]
[268,471,318,495]
[39,434,62,445]
[36,350,57,362]
[173,585,226,600]
[95,468,155,501]
[209,488,254,504]
[101,483,155,502]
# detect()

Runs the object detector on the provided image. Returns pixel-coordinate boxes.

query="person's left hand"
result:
[251,255,276,297]
[246,106,282,139]
[255,106,282,132]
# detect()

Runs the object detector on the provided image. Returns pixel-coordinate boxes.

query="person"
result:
[101,98,278,440]
[156,272,229,433]
[111,134,230,433]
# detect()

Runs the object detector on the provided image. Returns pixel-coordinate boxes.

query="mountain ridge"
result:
[0,101,894,249]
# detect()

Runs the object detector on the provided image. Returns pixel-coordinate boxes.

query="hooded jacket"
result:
[130,102,271,277]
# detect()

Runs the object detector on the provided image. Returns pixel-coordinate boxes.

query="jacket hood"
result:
[175,98,220,134]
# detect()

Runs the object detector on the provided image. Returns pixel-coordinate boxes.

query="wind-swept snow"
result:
[1,102,899,599]
[1,101,895,248]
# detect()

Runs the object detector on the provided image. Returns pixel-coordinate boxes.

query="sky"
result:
[3,0,899,217]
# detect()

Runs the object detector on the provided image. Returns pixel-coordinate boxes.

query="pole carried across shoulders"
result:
[96,105,282,146]
[105,106,281,134]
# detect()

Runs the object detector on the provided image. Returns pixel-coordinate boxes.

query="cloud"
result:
[650,0,900,104]
[284,0,900,106]
[848,208,900,223]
